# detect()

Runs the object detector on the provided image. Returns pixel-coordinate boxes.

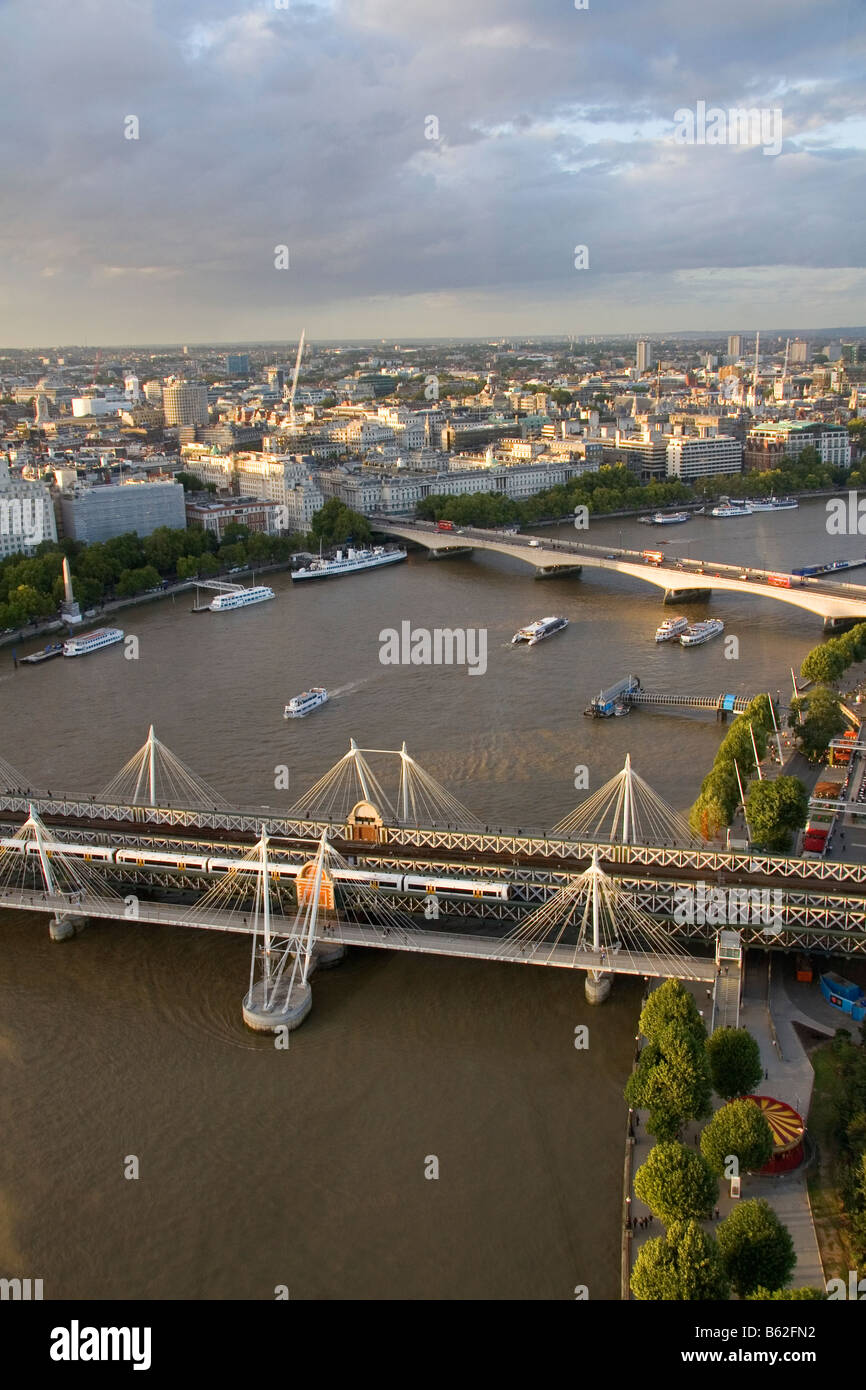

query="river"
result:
[0,498,859,1298]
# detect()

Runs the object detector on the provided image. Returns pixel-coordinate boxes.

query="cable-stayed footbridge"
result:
[2,732,865,1032]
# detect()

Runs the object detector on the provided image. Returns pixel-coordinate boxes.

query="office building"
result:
[636,340,653,372]
[665,435,743,481]
[163,381,210,428]
[60,481,187,543]
[0,473,57,558]
[224,354,251,376]
[727,334,743,359]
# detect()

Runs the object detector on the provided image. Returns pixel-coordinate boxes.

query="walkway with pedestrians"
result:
[625,966,827,1296]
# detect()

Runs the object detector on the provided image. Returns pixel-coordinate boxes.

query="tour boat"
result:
[655,615,689,643]
[748,497,799,512]
[650,511,690,525]
[291,546,407,582]
[680,619,725,647]
[284,687,329,718]
[710,498,752,518]
[63,627,124,657]
[511,616,569,646]
[209,585,275,611]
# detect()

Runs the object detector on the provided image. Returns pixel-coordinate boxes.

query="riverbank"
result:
[0,555,304,653]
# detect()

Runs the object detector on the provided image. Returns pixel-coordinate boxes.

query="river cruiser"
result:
[650,511,690,525]
[210,585,275,611]
[291,546,407,582]
[680,619,725,647]
[284,687,329,718]
[655,615,689,642]
[710,498,752,518]
[512,616,569,646]
[63,627,124,657]
[748,496,799,511]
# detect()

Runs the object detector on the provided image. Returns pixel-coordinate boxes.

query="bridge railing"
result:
[4,794,866,890]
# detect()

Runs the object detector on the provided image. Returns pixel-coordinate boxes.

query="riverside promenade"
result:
[623,966,827,1298]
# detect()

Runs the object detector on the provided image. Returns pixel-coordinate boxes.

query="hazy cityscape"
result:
[1,0,865,1349]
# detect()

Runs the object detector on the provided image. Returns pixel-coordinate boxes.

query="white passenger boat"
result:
[511,616,569,646]
[650,511,690,525]
[748,496,799,511]
[284,687,329,718]
[291,546,406,581]
[710,498,752,518]
[62,627,124,657]
[210,585,275,611]
[680,619,725,647]
[655,615,689,642]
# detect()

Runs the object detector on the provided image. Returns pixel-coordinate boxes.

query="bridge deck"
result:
[1,889,715,979]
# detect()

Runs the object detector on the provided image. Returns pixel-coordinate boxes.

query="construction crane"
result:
[287,329,306,429]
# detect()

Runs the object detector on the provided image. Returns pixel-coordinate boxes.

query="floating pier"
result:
[586,676,754,720]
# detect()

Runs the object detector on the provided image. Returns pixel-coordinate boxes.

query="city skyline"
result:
[1,0,864,346]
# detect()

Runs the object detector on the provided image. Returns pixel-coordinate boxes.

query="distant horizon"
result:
[3,326,866,357]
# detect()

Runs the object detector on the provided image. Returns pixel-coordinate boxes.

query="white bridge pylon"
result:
[0,806,122,907]
[501,847,706,981]
[99,725,230,810]
[553,753,697,846]
[288,739,482,828]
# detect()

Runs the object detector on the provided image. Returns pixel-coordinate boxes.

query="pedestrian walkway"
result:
[625,967,826,1295]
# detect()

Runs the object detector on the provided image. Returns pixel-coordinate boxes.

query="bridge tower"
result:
[584,850,612,1004]
[242,828,340,1032]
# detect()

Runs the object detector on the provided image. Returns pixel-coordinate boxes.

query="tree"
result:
[749,1286,826,1299]
[310,498,371,546]
[800,643,847,685]
[638,979,707,1048]
[745,776,809,851]
[716,1199,796,1297]
[634,1142,718,1223]
[626,1031,713,1140]
[707,1028,764,1101]
[700,1099,775,1176]
[789,687,847,761]
[630,1220,730,1301]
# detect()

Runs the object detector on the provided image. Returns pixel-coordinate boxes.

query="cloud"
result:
[0,0,862,342]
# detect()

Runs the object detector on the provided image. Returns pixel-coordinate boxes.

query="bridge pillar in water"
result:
[49,911,78,941]
[585,970,612,1004]
[243,979,312,1033]
[309,941,346,971]
[427,546,474,560]
[664,587,711,605]
[823,615,859,633]
[535,565,582,580]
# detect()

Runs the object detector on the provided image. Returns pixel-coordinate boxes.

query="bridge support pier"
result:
[823,615,859,633]
[309,941,346,972]
[535,565,582,579]
[664,587,710,604]
[49,912,80,941]
[585,971,612,1004]
[427,546,474,560]
[243,979,312,1033]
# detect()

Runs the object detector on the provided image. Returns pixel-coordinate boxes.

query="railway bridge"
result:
[2,732,865,1033]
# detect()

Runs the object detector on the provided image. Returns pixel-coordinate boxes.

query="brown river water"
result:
[0,499,861,1298]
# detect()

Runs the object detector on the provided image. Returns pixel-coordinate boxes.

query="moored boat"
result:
[655,615,689,642]
[63,627,124,657]
[680,618,725,647]
[210,585,275,611]
[291,546,406,582]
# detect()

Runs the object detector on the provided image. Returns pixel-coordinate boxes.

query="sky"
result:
[0,0,864,346]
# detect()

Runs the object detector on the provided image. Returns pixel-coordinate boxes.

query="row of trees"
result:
[687,696,808,847]
[627,982,812,1300]
[823,1030,866,1270]
[800,622,866,687]
[415,447,851,530]
[0,523,315,630]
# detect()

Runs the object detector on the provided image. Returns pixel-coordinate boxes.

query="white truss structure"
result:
[99,725,229,809]
[288,739,482,828]
[553,753,697,846]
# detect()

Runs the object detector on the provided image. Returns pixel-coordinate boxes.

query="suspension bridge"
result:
[2,729,865,1032]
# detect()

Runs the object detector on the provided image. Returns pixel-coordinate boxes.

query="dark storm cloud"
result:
[0,0,863,342]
